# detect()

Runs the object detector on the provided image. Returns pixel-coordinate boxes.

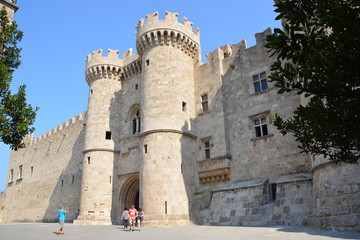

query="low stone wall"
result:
[196,174,312,226]
[308,161,360,232]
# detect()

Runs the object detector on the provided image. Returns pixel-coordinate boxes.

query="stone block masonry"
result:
[309,161,360,232]
[1,8,359,232]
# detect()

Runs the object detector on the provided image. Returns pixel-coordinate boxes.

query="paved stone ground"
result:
[0,223,359,240]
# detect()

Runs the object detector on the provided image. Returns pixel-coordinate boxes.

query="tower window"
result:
[201,94,209,113]
[72,175,75,184]
[254,117,268,137]
[9,169,14,182]
[30,166,33,176]
[61,180,64,187]
[182,101,187,111]
[18,165,23,179]
[135,84,138,90]
[144,144,148,153]
[90,89,93,95]
[204,140,210,159]
[253,72,268,93]
[131,110,141,135]
[146,59,150,66]
[105,131,112,140]
[87,157,91,164]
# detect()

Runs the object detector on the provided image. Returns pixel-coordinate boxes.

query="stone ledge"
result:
[138,129,197,139]
[275,173,312,184]
[198,156,231,184]
[198,168,230,184]
[212,179,268,192]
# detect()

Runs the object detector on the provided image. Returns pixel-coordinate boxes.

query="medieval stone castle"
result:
[0,1,359,231]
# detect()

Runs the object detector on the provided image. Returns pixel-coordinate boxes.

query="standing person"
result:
[76,209,80,219]
[136,208,144,231]
[121,208,129,229]
[128,205,138,231]
[56,207,69,235]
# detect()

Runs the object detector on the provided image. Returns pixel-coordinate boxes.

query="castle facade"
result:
[1,11,359,231]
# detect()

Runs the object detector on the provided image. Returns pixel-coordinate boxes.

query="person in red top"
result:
[128,204,138,231]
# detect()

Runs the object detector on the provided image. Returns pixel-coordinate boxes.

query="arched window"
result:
[127,104,141,135]
[131,110,141,135]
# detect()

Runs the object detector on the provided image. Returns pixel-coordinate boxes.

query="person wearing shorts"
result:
[136,208,144,231]
[56,207,68,235]
[128,205,138,231]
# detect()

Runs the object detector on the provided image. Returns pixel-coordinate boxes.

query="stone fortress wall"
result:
[1,8,359,231]
[1,113,86,222]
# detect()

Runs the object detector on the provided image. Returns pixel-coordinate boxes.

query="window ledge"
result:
[250,87,275,96]
[250,134,274,142]
[198,110,211,117]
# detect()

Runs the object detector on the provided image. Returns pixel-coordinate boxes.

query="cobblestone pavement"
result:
[0,223,359,240]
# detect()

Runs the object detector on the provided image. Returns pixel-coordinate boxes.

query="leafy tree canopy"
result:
[0,7,38,150]
[266,0,360,163]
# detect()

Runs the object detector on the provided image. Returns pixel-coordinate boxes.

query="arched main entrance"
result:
[119,175,140,211]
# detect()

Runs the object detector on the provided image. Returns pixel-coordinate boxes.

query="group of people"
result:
[121,205,144,231]
[55,204,144,234]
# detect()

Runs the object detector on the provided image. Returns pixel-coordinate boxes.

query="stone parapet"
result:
[135,11,200,58]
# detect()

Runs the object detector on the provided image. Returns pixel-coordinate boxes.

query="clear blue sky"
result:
[0,0,281,192]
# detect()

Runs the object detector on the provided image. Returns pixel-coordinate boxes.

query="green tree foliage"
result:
[0,7,37,150]
[266,0,360,163]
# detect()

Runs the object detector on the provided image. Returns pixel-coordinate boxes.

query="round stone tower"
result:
[136,11,200,226]
[75,49,123,225]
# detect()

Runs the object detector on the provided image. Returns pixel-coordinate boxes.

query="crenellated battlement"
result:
[86,49,123,69]
[23,112,87,146]
[135,11,200,58]
[85,49,142,85]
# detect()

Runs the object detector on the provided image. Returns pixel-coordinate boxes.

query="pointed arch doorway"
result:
[120,174,140,211]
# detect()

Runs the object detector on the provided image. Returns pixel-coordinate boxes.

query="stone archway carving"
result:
[119,174,140,211]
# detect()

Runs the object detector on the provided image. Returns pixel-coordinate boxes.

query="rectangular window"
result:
[270,183,277,201]
[72,175,75,184]
[19,165,23,179]
[144,144,148,154]
[87,157,91,164]
[182,101,187,111]
[253,72,268,93]
[201,94,209,113]
[30,166,33,176]
[9,169,14,182]
[105,131,111,140]
[146,59,150,66]
[204,141,210,159]
[254,117,268,137]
